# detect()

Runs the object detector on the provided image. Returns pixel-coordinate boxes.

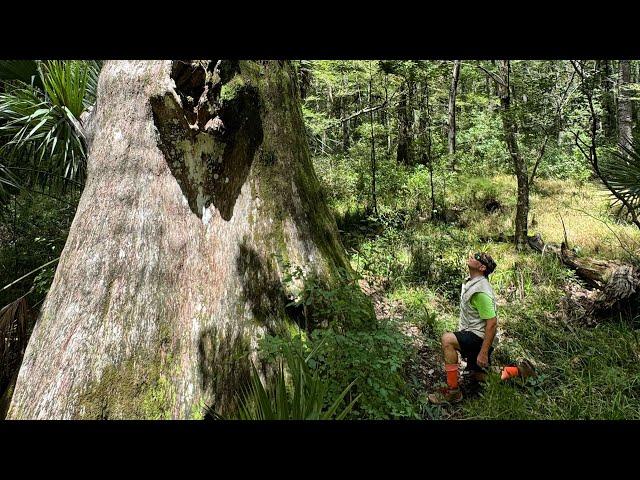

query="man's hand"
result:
[477,317,496,369]
[477,350,489,369]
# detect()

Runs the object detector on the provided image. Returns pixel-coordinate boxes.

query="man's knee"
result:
[441,332,456,347]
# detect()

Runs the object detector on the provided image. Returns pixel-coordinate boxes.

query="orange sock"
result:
[501,366,520,380]
[445,363,459,390]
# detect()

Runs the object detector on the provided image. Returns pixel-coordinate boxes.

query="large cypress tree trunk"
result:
[7,60,355,419]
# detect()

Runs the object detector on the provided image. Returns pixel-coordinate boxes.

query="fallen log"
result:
[527,233,640,326]
[476,231,640,323]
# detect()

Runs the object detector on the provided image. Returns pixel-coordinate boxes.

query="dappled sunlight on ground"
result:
[339,174,640,419]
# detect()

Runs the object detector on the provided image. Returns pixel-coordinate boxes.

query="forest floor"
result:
[360,273,482,419]
[336,175,640,419]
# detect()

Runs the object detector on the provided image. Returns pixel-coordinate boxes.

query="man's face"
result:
[467,252,486,273]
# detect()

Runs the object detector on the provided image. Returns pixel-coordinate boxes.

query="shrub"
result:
[259,325,418,420]
[309,325,418,419]
[207,338,360,420]
[282,264,376,331]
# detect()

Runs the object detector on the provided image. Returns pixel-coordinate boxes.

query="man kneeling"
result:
[429,252,498,404]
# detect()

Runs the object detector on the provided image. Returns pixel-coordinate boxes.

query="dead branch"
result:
[340,101,387,123]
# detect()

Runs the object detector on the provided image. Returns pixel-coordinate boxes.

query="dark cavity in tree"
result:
[171,60,207,121]
[151,60,263,221]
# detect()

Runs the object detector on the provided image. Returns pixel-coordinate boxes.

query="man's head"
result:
[467,252,496,277]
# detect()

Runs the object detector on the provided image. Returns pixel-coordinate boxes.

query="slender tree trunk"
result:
[497,60,529,251]
[409,80,417,158]
[396,80,413,165]
[598,60,617,141]
[385,75,391,154]
[424,79,436,219]
[448,60,461,168]
[7,60,362,419]
[618,59,633,150]
[485,61,494,112]
[342,119,350,152]
[369,64,378,216]
[341,74,350,152]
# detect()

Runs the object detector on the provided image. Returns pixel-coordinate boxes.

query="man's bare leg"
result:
[428,332,463,404]
[441,332,460,365]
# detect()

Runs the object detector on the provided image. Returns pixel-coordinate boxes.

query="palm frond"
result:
[83,60,102,108]
[601,142,640,212]
[0,160,20,204]
[0,60,101,196]
[40,61,90,118]
[0,80,87,190]
[207,340,359,420]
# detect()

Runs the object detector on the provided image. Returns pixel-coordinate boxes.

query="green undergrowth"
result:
[462,319,640,419]
[257,264,420,419]
[313,168,640,419]
[259,324,419,419]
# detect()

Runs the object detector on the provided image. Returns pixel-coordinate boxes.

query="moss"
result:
[141,374,173,419]
[190,399,207,420]
[219,75,246,103]
[77,347,176,419]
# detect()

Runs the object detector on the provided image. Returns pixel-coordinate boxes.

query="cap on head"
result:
[475,252,496,276]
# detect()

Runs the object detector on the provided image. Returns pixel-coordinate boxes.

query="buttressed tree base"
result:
[8,60,359,419]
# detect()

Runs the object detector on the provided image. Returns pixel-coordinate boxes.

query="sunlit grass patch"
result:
[446,174,640,262]
[530,178,640,261]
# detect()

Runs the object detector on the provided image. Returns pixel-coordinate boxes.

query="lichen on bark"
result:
[151,60,263,221]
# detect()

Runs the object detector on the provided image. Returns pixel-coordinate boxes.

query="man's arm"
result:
[476,317,496,368]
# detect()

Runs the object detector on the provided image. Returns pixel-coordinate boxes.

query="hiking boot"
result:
[428,387,463,405]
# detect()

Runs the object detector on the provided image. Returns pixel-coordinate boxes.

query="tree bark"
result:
[497,60,529,251]
[598,60,617,141]
[618,60,633,150]
[340,82,350,152]
[396,81,413,165]
[368,63,378,216]
[385,75,391,154]
[421,79,437,219]
[7,60,358,419]
[448,60,461,167]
